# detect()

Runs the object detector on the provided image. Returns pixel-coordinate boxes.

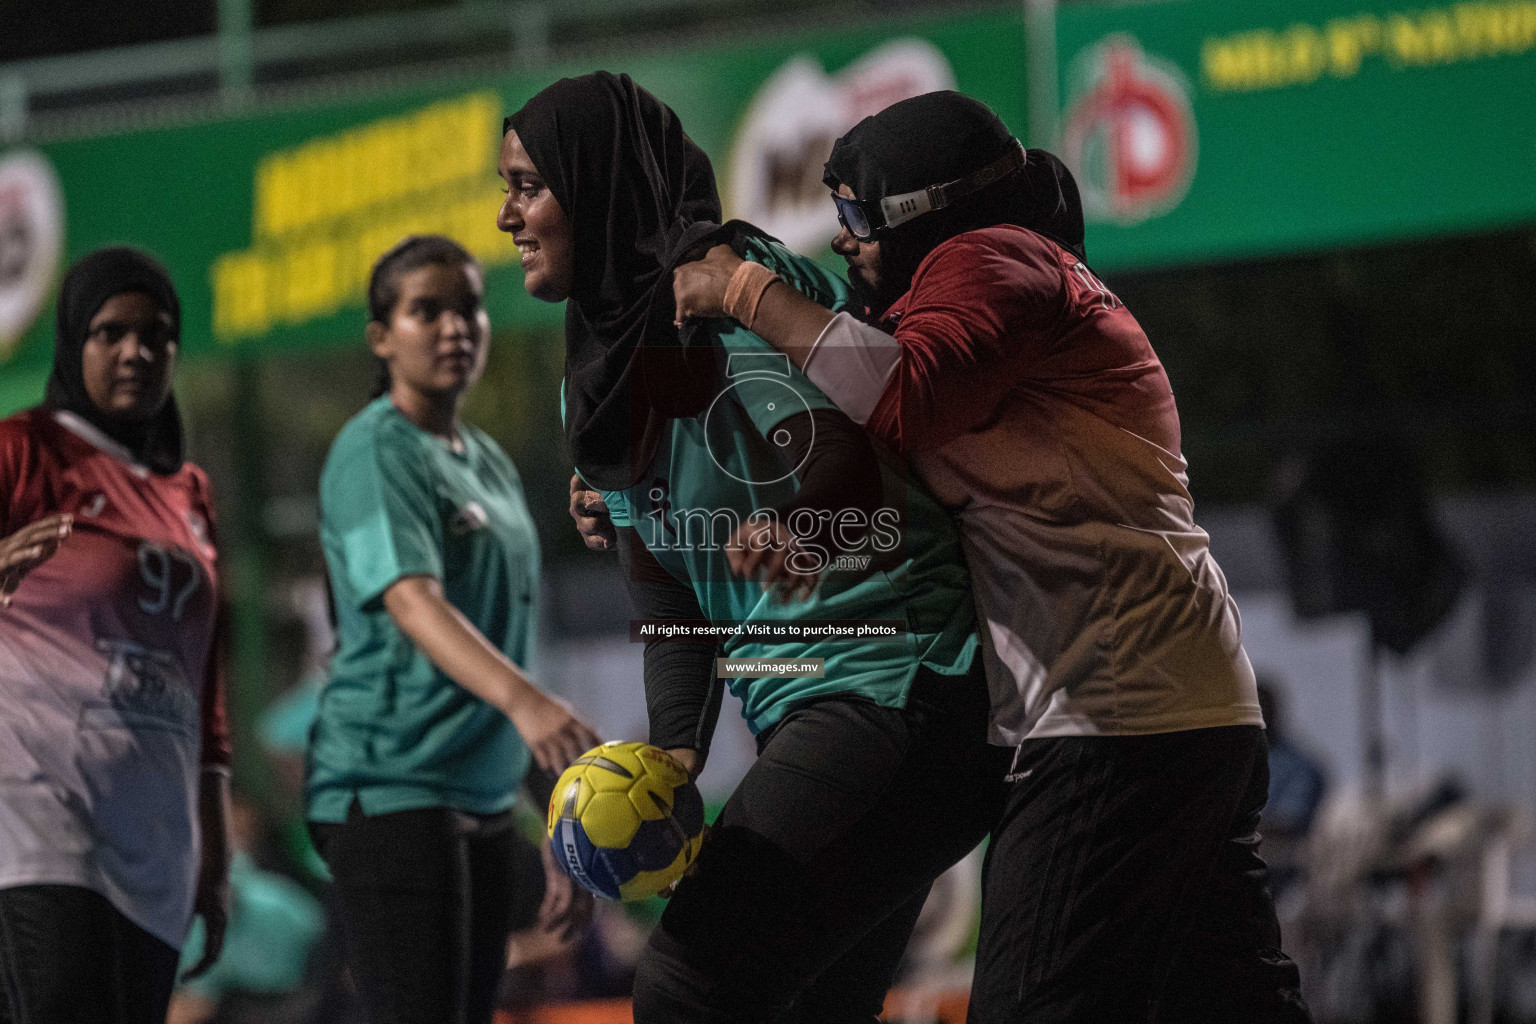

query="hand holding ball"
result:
[546,741,706,900]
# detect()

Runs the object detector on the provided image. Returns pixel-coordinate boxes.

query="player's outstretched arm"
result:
[614,527,721,781]
[382,575,601,773]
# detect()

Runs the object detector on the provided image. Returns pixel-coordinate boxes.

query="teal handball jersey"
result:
[308,396,539,822]
[598,237,977,735]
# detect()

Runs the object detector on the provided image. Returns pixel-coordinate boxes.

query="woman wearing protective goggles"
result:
[673,90,1310,1024]
[830,141,1026,242]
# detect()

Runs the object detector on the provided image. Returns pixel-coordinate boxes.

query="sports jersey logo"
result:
[1003,743,1034,784]
[183,509,217,559]
[450,501,489,536]
[94,636,198,735]
[1061,36,1197,225]
[79,493,107,518]
[0,150,65,362]
[704,353,811,487]
[1070,261,1121,311]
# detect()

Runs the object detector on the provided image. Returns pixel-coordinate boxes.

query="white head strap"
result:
[878,141,1028,231]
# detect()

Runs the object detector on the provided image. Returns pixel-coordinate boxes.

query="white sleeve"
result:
[799,312,902,425]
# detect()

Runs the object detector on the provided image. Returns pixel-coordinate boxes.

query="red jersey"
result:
[0,407,229,947]
[865,226,1259,744]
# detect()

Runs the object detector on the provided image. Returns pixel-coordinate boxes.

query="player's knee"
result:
[632,939,702,1024]
[633,930,786,1024]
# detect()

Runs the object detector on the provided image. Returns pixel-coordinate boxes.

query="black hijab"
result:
[824,91,1087,309]
[43,247,184,474]
[505,72,726,491]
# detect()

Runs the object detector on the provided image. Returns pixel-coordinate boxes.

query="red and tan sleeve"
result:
[865,232,1066,453]
[0,415,36,538]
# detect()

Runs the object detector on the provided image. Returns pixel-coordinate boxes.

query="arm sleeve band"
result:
[615,526,724,758]
[800,312,902,425]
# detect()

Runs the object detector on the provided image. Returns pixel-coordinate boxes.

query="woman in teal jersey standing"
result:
[306,235,600,1024]
[499,74,1005,1024]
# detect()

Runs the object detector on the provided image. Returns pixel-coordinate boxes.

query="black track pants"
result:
[633,662,1008,1024]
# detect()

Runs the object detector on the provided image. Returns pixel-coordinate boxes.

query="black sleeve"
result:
[523,766,558,812]
[773,408,883,552]
[615,526,725,761]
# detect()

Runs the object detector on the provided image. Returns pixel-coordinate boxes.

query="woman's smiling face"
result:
[496,130,575,303]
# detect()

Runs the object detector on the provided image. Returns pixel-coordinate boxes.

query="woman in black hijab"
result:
[44,246,187,472]
[503,73,1003,1024]
[674,91,1310,1024]
[504,72,725,493]
[0,247,232,1024]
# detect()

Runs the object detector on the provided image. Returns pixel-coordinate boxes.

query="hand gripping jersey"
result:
[596,237,978,736]
[0,408,230,948]
[823,226,1260,745]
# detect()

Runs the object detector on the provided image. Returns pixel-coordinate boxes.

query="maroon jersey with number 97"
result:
[0,407,229,948]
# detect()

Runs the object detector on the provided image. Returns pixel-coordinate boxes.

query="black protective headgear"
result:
[825,91,1086,309]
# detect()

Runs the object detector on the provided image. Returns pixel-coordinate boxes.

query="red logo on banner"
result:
[0,151,65,361]
[1062,36,1196,225]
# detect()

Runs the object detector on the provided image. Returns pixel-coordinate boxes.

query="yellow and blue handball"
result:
[546,741,706,901]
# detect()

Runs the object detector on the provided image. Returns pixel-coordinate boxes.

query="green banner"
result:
[1054,0,1536,271]
[5,0,1533,412]
[0,8,1027,413]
